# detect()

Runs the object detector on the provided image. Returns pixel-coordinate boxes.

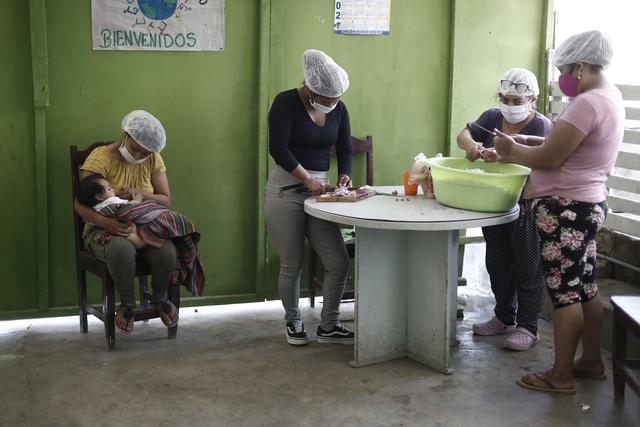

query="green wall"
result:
[0,1,38,311]
[0,0,551,316]
[1,0,261,314]
[46,0,260,309]
[449,0,552,155]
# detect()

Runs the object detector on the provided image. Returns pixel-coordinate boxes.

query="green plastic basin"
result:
[427,157,531,213]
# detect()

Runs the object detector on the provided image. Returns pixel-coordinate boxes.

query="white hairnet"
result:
[121,110,166,152]
[498,68,540,97]
[553,30,613,67]
[303,49,349,98]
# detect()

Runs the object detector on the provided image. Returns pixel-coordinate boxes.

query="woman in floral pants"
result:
[493,31,624,394]
[536,198,607,307]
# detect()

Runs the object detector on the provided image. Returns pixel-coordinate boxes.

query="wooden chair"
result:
[70,142,180,349]
[307,135,373,307]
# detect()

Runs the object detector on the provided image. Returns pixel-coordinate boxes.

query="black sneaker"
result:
[316,323,354,345]
[286,322,308,346]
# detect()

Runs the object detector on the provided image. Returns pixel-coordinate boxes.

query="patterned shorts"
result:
[532,196,607,308]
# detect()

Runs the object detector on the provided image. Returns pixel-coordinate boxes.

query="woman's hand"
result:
[464,143,483,162]
[303,177,326,195]
[337,173,352,188]
[481,148,500,163]
[512,134,529,146]
[457,129,484,162]
[493,129,516,157]
[116,187,142,200]
[126,224,146,249]
[98,216,133,237]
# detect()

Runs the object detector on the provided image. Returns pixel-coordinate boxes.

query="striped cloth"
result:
[93,201,205,296]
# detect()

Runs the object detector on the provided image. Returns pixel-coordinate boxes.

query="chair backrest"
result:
[330,135,374,186]
[70,142,110,253]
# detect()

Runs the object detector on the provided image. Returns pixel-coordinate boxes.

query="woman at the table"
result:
[456,68,551,351]
[493,30,623,394]
[264,49,354,346]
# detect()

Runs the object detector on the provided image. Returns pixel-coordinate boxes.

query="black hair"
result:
[569,62,604,73]
[586,63,604,73]
[78,174,107,207]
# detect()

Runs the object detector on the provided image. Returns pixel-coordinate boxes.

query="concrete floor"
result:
[1,299,638,427]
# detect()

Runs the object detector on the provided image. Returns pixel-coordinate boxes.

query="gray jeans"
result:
[264,167,349,330]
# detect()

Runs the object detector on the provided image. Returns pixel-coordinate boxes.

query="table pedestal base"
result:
[352,228,459,374]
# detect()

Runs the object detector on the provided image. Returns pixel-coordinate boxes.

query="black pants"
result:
[482,200,545,334]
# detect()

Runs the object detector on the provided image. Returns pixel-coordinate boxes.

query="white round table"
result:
[304,186,518,373]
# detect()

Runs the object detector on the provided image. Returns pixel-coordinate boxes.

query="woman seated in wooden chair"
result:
[74,110,184,333]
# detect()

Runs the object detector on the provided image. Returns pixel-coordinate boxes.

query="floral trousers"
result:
[532,196,607,308]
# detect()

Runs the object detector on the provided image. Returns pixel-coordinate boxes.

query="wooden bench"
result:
[612,295,640,401]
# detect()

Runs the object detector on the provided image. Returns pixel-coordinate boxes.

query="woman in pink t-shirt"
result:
[493,31,625,394]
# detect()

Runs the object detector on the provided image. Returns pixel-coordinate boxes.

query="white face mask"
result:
[309,94,336,114]
[119,138,148,164]
[499,102,531,124]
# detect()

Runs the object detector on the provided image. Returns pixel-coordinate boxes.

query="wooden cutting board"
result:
[316,189,377,202]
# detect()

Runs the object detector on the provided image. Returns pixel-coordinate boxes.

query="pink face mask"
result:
[558,73,579,97]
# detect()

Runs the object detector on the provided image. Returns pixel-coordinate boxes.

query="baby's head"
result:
[78,175,115,207]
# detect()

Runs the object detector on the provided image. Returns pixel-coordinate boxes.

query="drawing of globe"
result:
[137,0,178,21]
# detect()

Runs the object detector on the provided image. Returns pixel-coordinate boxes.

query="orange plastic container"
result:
[403,171,418,196]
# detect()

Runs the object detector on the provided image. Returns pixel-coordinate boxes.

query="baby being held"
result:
[78,175,146,248]
[78,174,204,296]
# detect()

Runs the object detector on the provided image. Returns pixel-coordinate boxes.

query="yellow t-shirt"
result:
[80,145,166,194]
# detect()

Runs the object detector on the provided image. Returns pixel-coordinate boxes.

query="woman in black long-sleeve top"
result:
[264,49,354,346]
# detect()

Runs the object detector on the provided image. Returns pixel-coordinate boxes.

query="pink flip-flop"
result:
[503,327,539,351]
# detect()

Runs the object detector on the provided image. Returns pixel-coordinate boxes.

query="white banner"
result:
[91,0,224,51]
